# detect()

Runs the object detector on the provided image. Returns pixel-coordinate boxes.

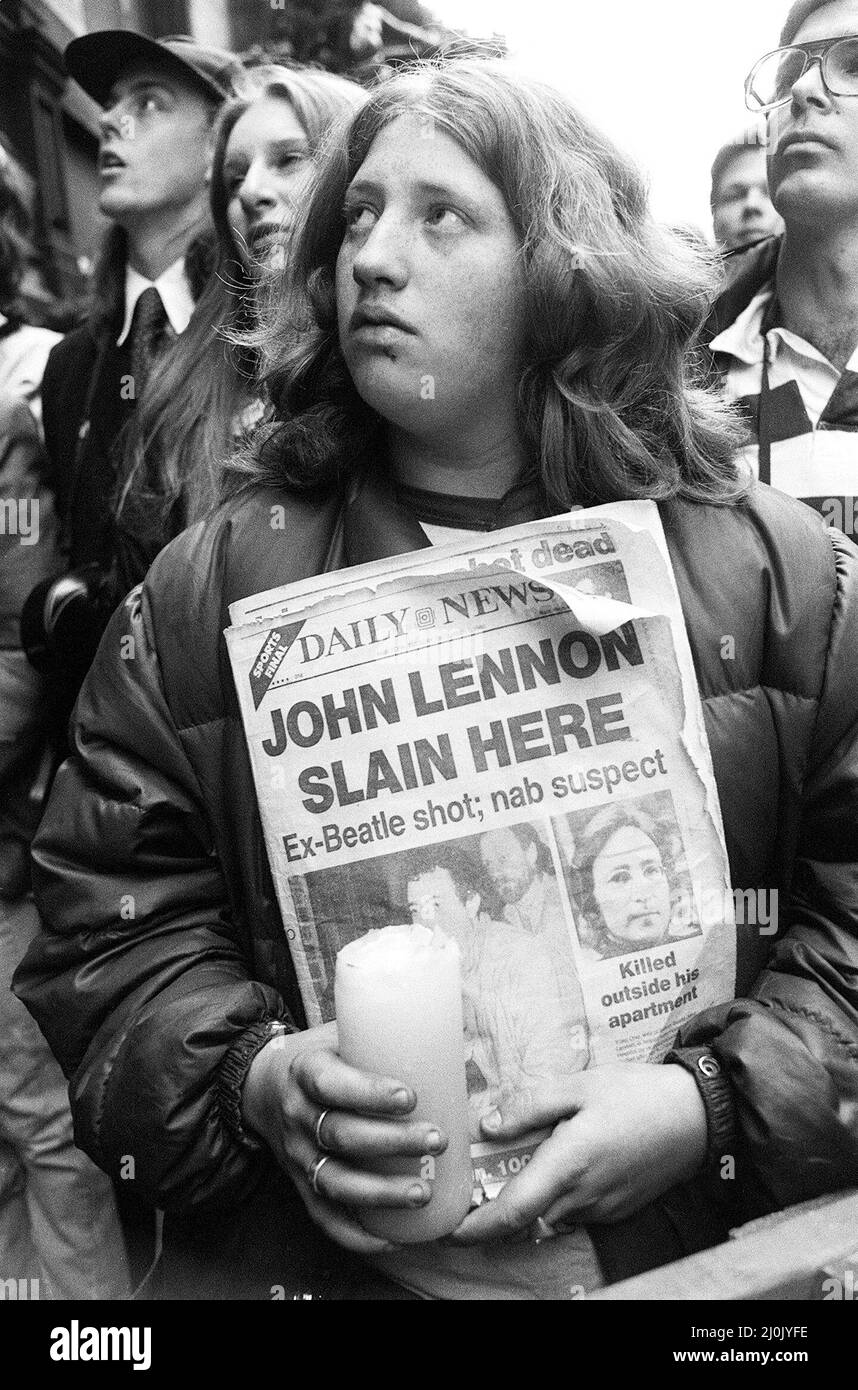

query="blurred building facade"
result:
[0,0,494,307]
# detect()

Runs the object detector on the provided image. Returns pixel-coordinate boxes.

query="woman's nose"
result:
[351,212,408,290]
[238,159,278,217]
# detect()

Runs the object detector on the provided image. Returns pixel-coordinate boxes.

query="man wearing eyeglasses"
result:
[704,0,858,537]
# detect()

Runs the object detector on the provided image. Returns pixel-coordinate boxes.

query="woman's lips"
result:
[350,322,411,348]
[349,304,415,335]
[248,221,284,245]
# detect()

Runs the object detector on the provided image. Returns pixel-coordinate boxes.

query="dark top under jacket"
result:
[40,320,135,571]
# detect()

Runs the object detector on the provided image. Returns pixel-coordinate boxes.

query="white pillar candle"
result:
[335,923,473,1243]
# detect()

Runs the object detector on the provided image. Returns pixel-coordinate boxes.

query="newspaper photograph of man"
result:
[291,830,589,1141]
[557,792,702,961]
[478,823,587,1035]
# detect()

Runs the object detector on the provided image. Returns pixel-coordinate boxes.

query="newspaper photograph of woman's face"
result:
[552,789,702,962]
[289,822,590,1140]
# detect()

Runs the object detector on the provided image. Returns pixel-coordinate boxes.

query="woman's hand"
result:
[452,1063,707,1243]
[241,1022,448,1255]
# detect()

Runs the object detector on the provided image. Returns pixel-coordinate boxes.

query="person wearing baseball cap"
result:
[63,30,242,108]
[27,32,243,725]
[14,26,242,1297]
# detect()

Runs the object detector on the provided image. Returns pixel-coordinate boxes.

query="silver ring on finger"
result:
[307,1153,330,1197]
[314,1107,333,1153]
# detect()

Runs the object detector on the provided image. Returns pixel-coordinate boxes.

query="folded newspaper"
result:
[225,500,736,1202]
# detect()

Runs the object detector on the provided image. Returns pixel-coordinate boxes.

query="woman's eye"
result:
[426,205,464,228]
[342,204,377,233]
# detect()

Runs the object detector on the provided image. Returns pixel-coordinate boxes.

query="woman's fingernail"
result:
[408,1183,429,1207]
[426,1129,443,1152]
[482,1108,502,1132]
[391,1088,412,1109]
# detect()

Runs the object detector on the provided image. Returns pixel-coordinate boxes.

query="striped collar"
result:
[709,285,774,366]
[711,280,858,374]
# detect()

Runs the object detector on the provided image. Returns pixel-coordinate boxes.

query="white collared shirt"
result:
[117,258,195,347]
[710,285,858,425]
[710,284,858,520]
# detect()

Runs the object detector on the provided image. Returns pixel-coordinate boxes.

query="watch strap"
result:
[664,1044,737,1171]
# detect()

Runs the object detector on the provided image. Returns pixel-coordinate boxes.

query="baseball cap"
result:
[64,30,243,108]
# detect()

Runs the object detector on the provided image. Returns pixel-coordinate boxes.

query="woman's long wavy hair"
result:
[228,59,746,509]
[115,64,363,557]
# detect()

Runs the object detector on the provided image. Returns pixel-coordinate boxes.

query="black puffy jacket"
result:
[14,473,858,1292]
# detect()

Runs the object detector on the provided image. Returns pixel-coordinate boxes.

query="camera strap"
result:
[757,338,773,486]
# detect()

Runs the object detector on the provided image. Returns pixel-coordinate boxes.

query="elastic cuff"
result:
[217,1018,294,1150]
[664,1045,737,1171]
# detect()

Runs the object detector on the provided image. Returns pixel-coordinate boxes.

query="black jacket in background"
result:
[40,319,135,572]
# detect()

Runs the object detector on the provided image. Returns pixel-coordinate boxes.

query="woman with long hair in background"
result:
[113,64,363,589]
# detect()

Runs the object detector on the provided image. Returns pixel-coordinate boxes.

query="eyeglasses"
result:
[745,36,858,112]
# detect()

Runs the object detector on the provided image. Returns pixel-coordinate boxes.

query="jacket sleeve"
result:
[39,337,65,498]
[0,402,56,770]
[674,528,858,1214]
[13,580,293,1213]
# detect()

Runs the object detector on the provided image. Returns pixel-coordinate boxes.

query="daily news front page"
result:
[225,501,736,1199]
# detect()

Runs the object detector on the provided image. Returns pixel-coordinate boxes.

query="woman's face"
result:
[335,112,527,439]
[223,95,310,263]
[590,825,672,949]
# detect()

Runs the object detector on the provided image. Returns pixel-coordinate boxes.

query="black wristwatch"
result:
[664,1045,737,1171]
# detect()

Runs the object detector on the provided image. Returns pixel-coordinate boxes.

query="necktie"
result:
[128,285,172,395]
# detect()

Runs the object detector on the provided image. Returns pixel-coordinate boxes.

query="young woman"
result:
[15,61,858,1299]
[114,64,363,590]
